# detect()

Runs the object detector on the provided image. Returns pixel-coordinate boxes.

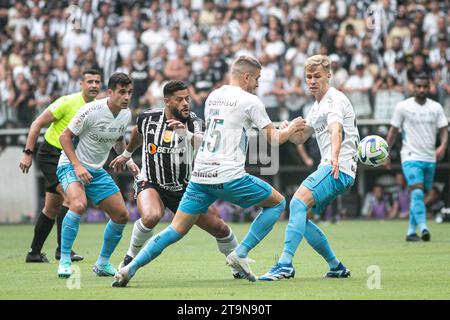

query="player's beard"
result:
[170,104,189,123]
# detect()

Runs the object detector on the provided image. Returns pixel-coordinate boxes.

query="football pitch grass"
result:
[0,220,449,300]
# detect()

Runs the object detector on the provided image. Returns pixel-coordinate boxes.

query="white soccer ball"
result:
[357,135,389,167]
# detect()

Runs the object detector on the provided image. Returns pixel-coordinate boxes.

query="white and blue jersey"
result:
[391,97,448,189]
[57,98,132,204]
[179,85,273,214]
[302,87,359,214]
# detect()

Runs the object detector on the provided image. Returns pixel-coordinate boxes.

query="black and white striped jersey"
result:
[136,108,204,191]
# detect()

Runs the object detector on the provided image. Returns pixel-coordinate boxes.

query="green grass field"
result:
[0,220,449,300]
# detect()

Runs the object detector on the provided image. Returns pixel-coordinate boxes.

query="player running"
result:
[259,54,358,281]
[19,69,102,263]
[112,55,305,287]
[109,80,243,278]
[385,73,448,242]
[56,73,135,278]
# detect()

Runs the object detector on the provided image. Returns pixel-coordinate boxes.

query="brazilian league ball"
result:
[357,135,389,167]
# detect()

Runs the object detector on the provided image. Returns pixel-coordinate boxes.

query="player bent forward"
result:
[110,80,243,278]
[56,73,135,278]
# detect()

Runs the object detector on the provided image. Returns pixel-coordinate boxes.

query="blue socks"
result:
[304,220,340,269]
[236,199,286,258]
[96,220,126,266]
[410,189,427,233]
[127,225,182,277]
[279,197,307,264]
[60,210,81,264]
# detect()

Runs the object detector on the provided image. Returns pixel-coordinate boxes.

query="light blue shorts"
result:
[402,161,436,190]
[56,164,120,205]
[301,165,354,215]
[178,174,273,215]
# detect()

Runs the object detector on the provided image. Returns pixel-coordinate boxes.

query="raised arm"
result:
[19,109,56,173]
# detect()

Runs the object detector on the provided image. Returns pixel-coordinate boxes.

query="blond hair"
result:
[231,56,262,77]
[305,55,331,73]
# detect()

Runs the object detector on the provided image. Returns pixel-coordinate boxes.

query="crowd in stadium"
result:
[1,0,449,128]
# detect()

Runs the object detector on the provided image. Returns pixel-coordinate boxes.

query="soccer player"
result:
[19,69,102,263]
[259,55,357,281]
[385,73,448,242]
[56,73,134,278]
[112,56,305,287]
[109,80,242,278]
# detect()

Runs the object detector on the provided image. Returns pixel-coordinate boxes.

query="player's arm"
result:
[329,122,343,179]
[261,118,307,146]
[288,125,314,145]
[59,128,93,185]
[110,126,142,176]
[19,109,56,173]
[383,126,399,169]
[436,126,448,161]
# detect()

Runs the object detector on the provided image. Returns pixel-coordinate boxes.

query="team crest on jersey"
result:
[163,130,173,143]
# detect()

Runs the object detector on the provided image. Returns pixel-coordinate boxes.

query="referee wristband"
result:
[122,150,133,158]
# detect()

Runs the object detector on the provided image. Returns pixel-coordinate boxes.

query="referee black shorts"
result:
[135,180,186,214]
[37,140,62,194]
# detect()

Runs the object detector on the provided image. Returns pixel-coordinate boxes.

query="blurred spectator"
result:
[96,32,119,88]
[438,58,450,116]
[406,54,437,96]
[130,47,150,109]
[63,65,81,95]
[329,53,348,91]
[116,15,137,60]
[256,53,278,120]
[144,70,167,109]
[372,71,405,122]
[344,64,374,119]
[12,78,36,127]
[62,21,92,70]
[386,13,411,51]
[33,76,52,115]
[141,17,169,60]
[164,44,189,81]
[361,185,391,219]
[338,3,365,36]
[388,173,410,219]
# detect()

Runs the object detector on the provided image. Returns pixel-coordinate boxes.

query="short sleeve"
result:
[68,107,91,136]
[436,104,449,128]
[47,96,70,120]
[245,97,272,130]
[390,102,404,128]
[136,112,146,134]
[326,100,345,125]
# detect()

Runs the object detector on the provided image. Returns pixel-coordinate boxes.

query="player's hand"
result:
[126,159,140,177]
[304,157,314,167]
[166,119,187,132]
[279,120,290,130]
[19,154,33,173]
[109,155,130,173]
[74,163,92,185]
[330,157,339,179]
[383,156,392,169]
[436,146,446,161]
[288,117,306,134]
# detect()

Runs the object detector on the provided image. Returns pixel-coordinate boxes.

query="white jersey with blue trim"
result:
[58,97,132,170]
[191,85,272,184]
[305,87,359,179]
[391,97,448,163]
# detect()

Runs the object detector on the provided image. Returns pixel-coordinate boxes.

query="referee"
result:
[19,69,101,263]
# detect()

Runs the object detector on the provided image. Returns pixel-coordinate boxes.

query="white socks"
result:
[216,229,238,257]
[126,219,153,258]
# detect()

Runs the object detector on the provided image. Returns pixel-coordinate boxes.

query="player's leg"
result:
[120,185,165,268]
[57,181,87,278]
[402,161,425,241]
[260,166,351,280]
[212,175,284,281]
[419,162,436,241]
[26,190,61,263]
[54,184,83,262]
[195,205,241,278]
[113,182,216,287]
[94,191,129,276]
